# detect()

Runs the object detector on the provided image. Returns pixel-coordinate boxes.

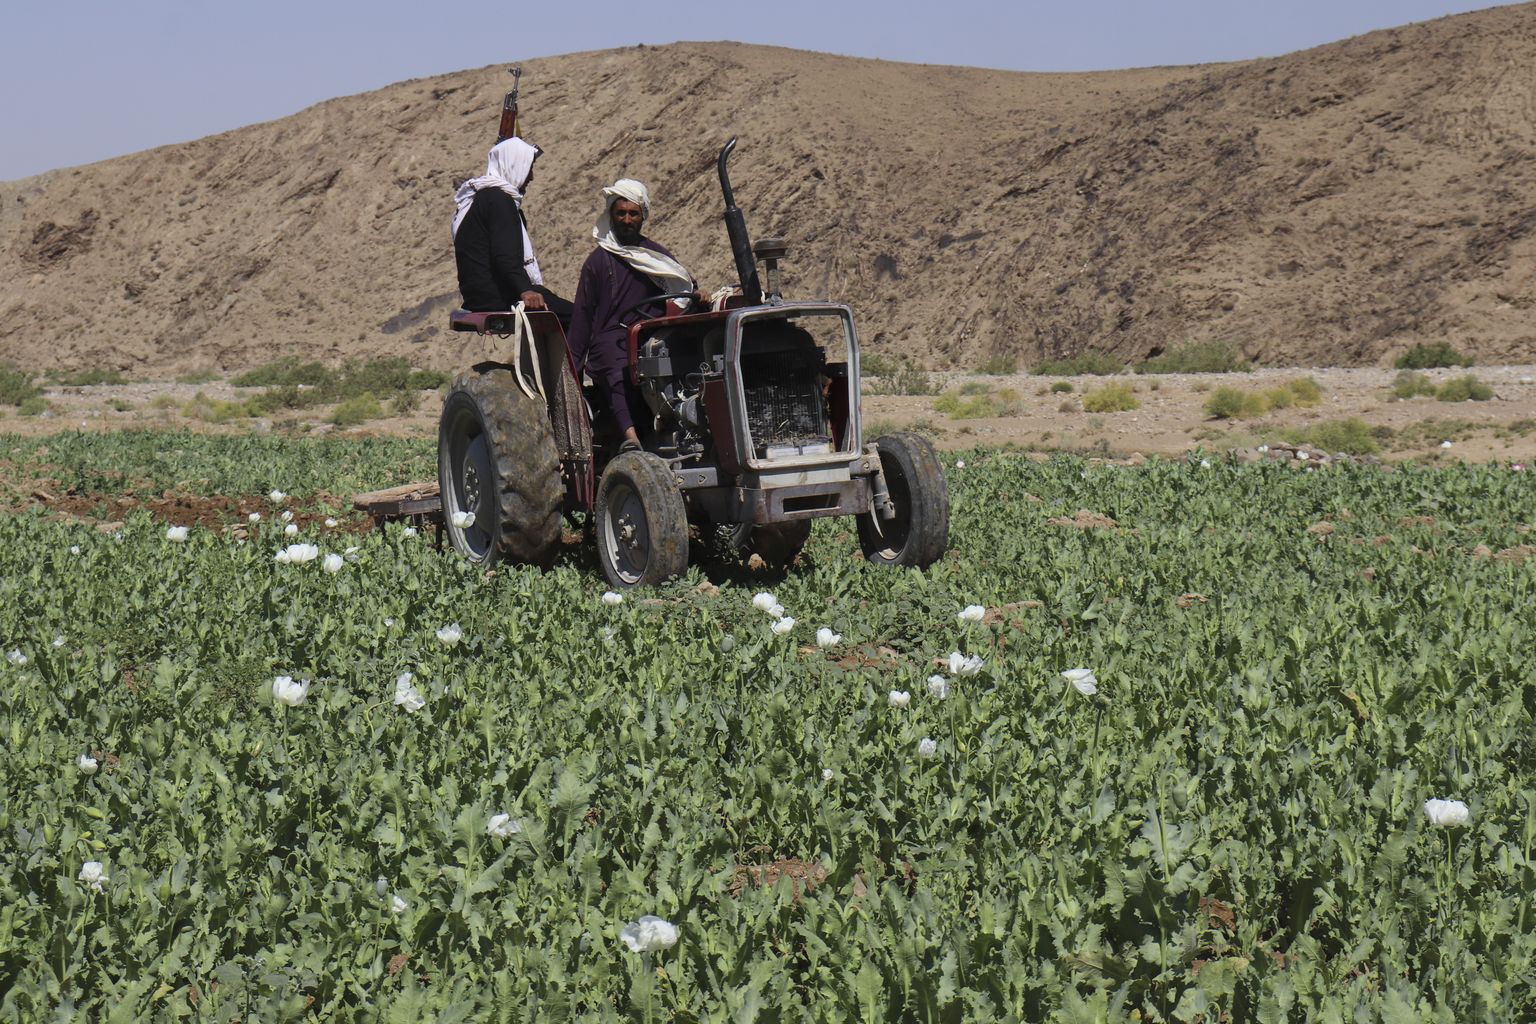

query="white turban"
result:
[593,178,693,302]
[451,137,543,285]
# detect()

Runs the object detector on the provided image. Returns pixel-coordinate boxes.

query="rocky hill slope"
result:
[2,4,1533,375]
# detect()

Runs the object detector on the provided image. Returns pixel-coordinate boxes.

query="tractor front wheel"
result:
[438,368,563,568]
[595,451,689,588]
[856,432,950,568]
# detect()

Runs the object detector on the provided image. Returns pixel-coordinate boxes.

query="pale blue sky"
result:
[0,0,1517,180]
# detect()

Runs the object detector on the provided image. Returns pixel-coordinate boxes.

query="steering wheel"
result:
[616,291,701,324]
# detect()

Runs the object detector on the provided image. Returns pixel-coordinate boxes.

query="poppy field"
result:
[2,430,1534,1021]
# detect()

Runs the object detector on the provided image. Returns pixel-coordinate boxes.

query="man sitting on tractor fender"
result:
[567,178,705,452]
[452,137,573,326]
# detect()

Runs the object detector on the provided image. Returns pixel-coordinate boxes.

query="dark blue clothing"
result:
[567,240,685,435]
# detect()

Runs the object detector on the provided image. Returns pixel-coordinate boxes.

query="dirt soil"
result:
[2,5,1534,377]
[7,363,1536,465]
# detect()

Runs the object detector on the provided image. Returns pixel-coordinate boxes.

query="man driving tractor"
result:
[566,178,706,452]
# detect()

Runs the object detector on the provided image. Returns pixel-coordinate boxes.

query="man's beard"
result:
[615,226,642,246]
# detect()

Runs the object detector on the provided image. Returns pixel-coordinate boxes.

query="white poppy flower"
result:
[375,878,390,897]
[821,768,834,782]
[283,523,299,537]
[324,517,339,528]
[70,545,81,555]
[955,459,965,469]
[391,894,408,915]
[269,489,287,502]
[947,651,984,676]
[78,753,99,775]
[957,604,985,623]
[280,510,295,522]
[6,650,26,667]
[1200,459,1211,468]
[918,737,938,758]
[888,690,911,709]
[248,512,262,523]
[486,813,524,838]
[384,617,395,627]
[764,604,784,620]
[393,672,426,712]
[436,623,463,646]
[276,543,319,563]
[52,634,65,648]
[1297,451,1310,461]
[770,616,796,635]
[322,553,344,573]
[274,549,291,564]
[1063,668,1098,696]
[752,592,777,612]
[1440,440,1453,449]
[815,627,841,647]
[1257,444,1269,453]
[619,915,679,953]
[78,861,107,893]
[600,626,617,643]
[927,675,950,699]
[601,591,624,606]
[272,675,311,706]
[165,525,189,542]
[401,527,418,538]
[450,510,476,529]
[1424,798,1470,828]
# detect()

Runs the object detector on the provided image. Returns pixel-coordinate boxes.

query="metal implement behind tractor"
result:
[438,138,949,589]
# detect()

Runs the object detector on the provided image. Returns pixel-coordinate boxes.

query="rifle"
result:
[496,66,522,142]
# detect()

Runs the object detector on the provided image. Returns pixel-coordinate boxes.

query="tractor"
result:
[438,138,949,589]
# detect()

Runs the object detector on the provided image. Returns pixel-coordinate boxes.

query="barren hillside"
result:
[2,4,1533,376]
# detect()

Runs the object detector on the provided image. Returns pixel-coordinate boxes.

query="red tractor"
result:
[438,139,949,589]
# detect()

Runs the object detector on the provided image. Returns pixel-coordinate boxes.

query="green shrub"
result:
[1136,341,1247,374]
[1050,381,1074,393]
[1263,377,1322,410]
[1204,387,1267,420]
[956,380,992,396]
[17,396,47,417]
[182,392,253,423]
[232,361,332,389]
[1081,382,1139,413]
[1032,352,1124,376]
[934,387,1024,419]
[1435,375,1493,402]
[330,394,385,427]
[975,354,1017,376]
[176,370,222,385]
[1281,418,1380,455]
[1395,342,1472,370]
[0,368,41,406]
[866,361,938,396]
[1391,371,1437,400]
[860,352,898,378]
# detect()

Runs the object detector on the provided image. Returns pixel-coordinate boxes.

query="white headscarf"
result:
[452,137,543,286]
[593,178,694,302]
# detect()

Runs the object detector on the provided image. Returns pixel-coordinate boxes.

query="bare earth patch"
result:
[6,365,1536,466]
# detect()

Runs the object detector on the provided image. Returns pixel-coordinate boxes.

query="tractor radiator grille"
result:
[741,350,826,451]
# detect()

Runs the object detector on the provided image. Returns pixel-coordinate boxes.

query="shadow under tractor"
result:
[436,138,949,589]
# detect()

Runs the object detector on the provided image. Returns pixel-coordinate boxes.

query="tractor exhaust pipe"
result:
[718,138,763,305]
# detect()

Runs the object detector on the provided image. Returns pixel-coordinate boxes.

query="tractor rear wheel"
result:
[438,368,562,568]
[595,451,689,588]
[856,432,949,568]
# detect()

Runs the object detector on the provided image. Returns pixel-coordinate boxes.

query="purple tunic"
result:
[567,240,685,435]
